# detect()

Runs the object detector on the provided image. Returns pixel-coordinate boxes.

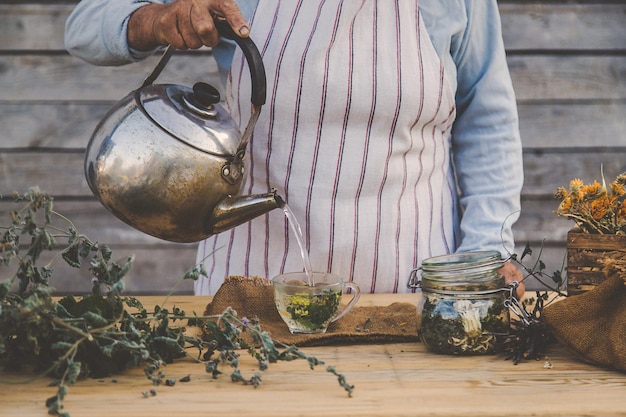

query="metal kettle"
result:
[84,21,284,243]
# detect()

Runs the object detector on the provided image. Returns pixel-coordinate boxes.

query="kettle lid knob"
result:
[193,82,221,107]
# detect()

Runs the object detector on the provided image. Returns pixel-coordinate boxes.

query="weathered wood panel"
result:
[0,199,176,245]
[515,197,574,243]
[508,55,626,102]
[3,150,624,198]
[566,229,626,294]
[0,245,197,295]
[0,190,577,243]
[0,190,579,246]
[0,198,573,294]
[3,3,625,52]
[0,4,69,51]
[0,103,109,149]
[517,103,626,148]
[2,54,625,101]
[521,150,626,196]
[0,152,88,196]
[0,53,218,101]
[500,3,626,51]
[0,196,197,294]
[2,102,624,150]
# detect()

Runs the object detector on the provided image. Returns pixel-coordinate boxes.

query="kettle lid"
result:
[138,83,242,156]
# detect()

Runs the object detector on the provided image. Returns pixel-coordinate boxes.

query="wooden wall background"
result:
[1,0,625,294]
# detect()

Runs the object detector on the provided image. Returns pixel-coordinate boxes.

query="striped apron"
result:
[196,0,458,294]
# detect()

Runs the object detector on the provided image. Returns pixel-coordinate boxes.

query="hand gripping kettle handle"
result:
[141,19,267,108]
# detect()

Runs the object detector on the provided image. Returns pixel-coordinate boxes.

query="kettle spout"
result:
[207,189,285,235]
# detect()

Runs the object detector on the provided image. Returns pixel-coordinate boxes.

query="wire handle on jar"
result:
[407,266,422,289]
[503,290,532,326]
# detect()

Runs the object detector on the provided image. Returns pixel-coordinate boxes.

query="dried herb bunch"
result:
[555,171,626,234]
[501,243,566,364]
[501,291,552,365]
[0,188,352,417]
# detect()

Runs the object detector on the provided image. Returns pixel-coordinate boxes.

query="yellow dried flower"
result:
[581,180,605,199]
[558,196,573,213]
[569,178,585,201]
[590,198,610,220]
[554,187,568,200]
[555,170,626,235]
[570,178,584,188]
[611,181,626,197]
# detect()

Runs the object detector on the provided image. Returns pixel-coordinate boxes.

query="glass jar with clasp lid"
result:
[408,250,517,355]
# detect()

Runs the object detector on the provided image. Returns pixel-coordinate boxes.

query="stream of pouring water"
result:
[240,106,314,286]
[282,204,314,286]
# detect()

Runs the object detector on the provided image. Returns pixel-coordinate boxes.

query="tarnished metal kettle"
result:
[84,21,284,243]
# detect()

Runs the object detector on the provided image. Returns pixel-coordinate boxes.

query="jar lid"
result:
[421,250,503,273]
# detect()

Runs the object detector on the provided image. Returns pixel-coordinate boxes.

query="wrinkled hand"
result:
[128,0,249,51]
[499,261,525,299]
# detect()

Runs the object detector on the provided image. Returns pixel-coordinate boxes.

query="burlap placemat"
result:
[203,275,420,346]
[543,251,626,372]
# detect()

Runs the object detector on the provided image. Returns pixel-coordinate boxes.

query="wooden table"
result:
[1,294,625,417]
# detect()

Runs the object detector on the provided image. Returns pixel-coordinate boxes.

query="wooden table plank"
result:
[1,294,625,417]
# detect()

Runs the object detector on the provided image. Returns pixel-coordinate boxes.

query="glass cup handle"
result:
[331,282,361,322]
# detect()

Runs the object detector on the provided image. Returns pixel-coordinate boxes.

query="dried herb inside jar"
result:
[419,294,508,355]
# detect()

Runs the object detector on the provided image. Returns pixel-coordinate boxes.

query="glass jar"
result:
[408,251,512,355]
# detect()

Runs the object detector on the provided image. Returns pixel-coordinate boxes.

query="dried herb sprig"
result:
[508,242,567,297]
[192,309,354,396]
[0,188,353,416]
[500,243,566,364]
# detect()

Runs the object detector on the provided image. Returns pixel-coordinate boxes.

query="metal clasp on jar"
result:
[407,266,423,289]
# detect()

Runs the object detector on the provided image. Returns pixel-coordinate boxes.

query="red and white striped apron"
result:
[196,0,458,294]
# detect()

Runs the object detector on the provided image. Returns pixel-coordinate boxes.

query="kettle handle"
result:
[214,19,267,107]
[141,19,266,108]
[141,45,175,88]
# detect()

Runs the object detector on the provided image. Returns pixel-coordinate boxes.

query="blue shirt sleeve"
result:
[420,0,523,256]
[64,0,256,70]
[64,0,164,66]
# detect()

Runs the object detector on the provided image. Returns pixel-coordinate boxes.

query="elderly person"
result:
[66,0,525,296]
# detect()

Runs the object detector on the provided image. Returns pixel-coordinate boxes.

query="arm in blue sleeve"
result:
[65,0,258,69]
[450,0,524,256]
[65,0,165,66]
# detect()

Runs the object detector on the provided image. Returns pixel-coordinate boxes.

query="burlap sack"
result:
[203,275,420,346]
[543,252,626,372]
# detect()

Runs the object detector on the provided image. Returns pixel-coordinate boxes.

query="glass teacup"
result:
[273,272,361,334]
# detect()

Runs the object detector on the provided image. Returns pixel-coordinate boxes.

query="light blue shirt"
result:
[65,0,523,256]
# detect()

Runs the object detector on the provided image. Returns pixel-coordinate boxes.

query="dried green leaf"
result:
[67,360,81,384]
[61,244,82,269]
[183,264,208,281]
[326,366,354,397]
[0,281,10,301]
[82,311,109,328]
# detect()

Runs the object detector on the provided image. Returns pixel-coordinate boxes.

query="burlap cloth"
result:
[203,275,420,346]
[543,251,626,372]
